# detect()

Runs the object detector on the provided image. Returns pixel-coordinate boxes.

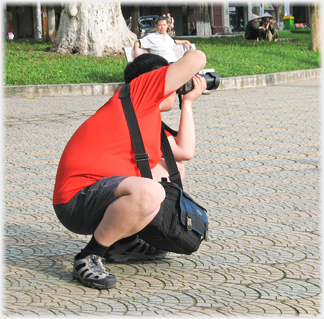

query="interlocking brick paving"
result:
[3,78,321,316]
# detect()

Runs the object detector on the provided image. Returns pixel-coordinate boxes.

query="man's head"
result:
[124,53,169,84]
[155,16,169,35]
[124,53,176,112]
[248,14,261,24]
[262,12,272,22]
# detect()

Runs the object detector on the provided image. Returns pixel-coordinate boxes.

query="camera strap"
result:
[160,123,182,188]
[178,93,182,109]
[119,84,152,179]
[119,83,182,189]
[120,83,209,246]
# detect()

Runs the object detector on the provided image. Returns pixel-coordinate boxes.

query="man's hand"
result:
[182,75,207,103]
[184,40,193,49]
[175,39,193,49]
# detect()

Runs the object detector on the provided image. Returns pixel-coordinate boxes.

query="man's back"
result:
[53,66,171,205]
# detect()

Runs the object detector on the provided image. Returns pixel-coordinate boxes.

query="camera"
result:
[176,72,220,95]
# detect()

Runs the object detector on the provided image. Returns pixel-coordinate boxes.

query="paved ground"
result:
[3,78,321,317]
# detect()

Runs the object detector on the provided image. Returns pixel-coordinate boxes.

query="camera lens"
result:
[176,72,220,95]
[202,72,220,91]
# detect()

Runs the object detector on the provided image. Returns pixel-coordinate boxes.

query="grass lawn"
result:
[3,30,320,86]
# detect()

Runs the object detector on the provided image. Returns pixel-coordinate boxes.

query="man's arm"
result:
[134,41,141,58]
[167,75,206,161]
[164,49,206,95]
[174,39,193,49]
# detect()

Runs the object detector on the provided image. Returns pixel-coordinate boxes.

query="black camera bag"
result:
[119,84,208,255]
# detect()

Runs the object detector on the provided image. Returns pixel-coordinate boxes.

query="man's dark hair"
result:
[124,53,169,84]
[155,16,168,25]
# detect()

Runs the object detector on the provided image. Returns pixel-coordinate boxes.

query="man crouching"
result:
[53,49,207,289]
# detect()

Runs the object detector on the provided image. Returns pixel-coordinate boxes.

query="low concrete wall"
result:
[4,69,321,98]
[4,82,122,98]
[219,68,321,90]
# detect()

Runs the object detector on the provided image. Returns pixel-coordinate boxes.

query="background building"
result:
[3,2,311,40]
[5,3,62,40]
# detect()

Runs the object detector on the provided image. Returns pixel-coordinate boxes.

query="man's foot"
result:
[73,254,116,289]
[104,235,168,263]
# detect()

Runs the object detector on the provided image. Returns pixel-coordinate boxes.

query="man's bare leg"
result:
[94,176,166,247]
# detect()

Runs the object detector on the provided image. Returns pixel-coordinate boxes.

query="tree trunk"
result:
[310,4,321,52]
[196,3,212,36]
[50,2,137,56]
[131,6,140,38]
[47,6,56,42]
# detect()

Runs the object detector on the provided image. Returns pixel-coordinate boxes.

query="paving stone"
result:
[283,295,321,316]
[263,231,321,248]
[283,218,320,232]
[215,214,267,227]
[293,245,321,260]
[241,246,306,264]
[217,235,274,252]
[238,222,294,236]
[185,284,260,308]
[249,278,321,300]
[217,298,299,316]
[208,226,246,241]
[273,259,321,280]
[3,78,320,316]
[188,251,252,270]
[216,263,285,285]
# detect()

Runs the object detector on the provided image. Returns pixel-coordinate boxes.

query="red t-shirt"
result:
[53,65,172,205]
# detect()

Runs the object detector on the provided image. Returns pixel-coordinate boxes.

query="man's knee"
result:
[116,177,165,214]
[139,180,166,214]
